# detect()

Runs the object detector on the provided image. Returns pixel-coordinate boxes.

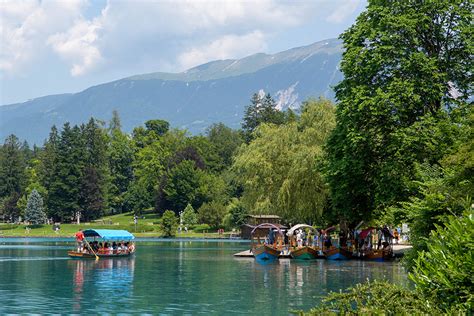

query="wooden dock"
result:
[234,249,292,258]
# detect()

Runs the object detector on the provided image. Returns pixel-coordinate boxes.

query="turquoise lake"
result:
[0,238,407,314]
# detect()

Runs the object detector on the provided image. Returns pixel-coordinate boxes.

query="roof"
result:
[250,223,284,236]
[247,215,280,219]
[83,229,135,241]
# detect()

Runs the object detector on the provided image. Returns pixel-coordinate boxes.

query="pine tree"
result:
[47,123,84,222]
[0,134,26,198]
[242,92,285,142]
[78,118,110,220]
[25,189,47,225]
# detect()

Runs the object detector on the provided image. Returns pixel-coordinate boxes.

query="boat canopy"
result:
[250,223,284,236]
[287,224,318,236]
[83,229,135,241]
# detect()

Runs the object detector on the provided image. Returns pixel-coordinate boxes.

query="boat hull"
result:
[68,251,134,259]
[252,244,280,261]
[363,249,393,261]
[290,246,319,260]
[324,247,352,260]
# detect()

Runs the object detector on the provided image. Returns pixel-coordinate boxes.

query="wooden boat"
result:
[250,223,284,262]
[287,224,322,260]
[252,244,281,261]
[363,248,393,261]
[290,246,319,260]
[324,246,352,260]
[69,229,136,259]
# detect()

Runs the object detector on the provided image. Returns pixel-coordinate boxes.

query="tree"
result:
[234,99,335,223]
[182,203,198,227]
[198,201,227,229]
[108,128,134,213]
[326,1,472,224]
[109,110,122,132]
[242,92,285,142]
[0,135,26,198]
[227,198,248,227]
[160,210,178,237]
[145,119,169,137]
[25,189,47,225]
[162,160,203,213]
[206,123,243,170]
[78,118,109,220]
[47,123,84,221]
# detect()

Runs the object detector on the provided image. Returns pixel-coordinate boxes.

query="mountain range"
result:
[0,38,343,145]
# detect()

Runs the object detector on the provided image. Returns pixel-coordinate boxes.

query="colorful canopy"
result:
[83,229,135,241]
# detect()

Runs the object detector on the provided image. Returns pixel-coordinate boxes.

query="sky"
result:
[0,0,367,105]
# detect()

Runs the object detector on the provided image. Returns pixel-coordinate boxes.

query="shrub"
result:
[160,210,178,237]
[410,211,473,312]
[193,224,210,233]
[299,280,441,315]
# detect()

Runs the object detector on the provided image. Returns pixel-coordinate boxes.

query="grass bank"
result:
[0,211,235,239]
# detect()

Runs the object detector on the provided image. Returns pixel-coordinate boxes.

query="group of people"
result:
[75,229,135,255]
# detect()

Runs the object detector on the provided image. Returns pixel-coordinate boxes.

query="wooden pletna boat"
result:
[287,224,322,260]
[356,227,394,261]
[68,229,136,259]
[322,226,353,260]
[250,223,285,262]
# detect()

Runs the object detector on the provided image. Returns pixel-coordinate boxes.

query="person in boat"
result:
[75,229,85,252]
[268,229,275,245]
[323,232,332,250]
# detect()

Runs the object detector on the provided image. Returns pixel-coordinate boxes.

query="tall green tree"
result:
[326,0,473,224]
[78,118,109,220]
[0,135,26,199]
[47,123,84,221]
[108,114,134,213]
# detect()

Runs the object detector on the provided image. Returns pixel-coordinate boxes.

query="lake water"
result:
[0,238,407,314]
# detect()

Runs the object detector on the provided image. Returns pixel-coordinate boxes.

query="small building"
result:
[240,215,287,239]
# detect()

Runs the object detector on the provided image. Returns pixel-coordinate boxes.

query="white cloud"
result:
[48,18,102,76]
[178,31,267,70]
[326,0,361,23]
[0,0,86,75]
[1,0,362,79]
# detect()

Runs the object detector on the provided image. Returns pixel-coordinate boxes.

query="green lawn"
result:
[0,211,236,238]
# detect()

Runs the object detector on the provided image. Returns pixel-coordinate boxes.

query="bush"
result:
[160,210,178,237]
[409,211,473,312]
[193,224,210,233]
[299,280,441,315]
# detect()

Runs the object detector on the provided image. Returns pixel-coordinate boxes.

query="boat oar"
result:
[85,239,99,261]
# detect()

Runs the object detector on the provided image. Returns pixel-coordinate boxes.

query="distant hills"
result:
[0,38,343,145]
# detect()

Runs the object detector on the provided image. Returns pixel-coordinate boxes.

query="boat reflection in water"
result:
[70,257,135,312]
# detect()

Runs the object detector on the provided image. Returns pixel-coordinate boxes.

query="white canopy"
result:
[287,224,318,236]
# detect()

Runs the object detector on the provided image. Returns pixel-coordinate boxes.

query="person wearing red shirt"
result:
[75,229,85,252]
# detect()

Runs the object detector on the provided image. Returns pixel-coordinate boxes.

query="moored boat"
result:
[68,229,136,259]
[250,223,284,262]
[322,226,353,260]
[324,246,352,260]
[287,224,322,260]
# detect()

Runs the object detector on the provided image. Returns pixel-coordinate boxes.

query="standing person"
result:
[75,229,85,252]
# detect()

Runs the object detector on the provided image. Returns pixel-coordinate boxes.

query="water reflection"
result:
[69,258,135,313]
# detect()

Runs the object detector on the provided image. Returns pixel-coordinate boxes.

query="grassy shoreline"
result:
[0,212,237,239]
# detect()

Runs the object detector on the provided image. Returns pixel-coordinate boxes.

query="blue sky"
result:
[0,0,366,105]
